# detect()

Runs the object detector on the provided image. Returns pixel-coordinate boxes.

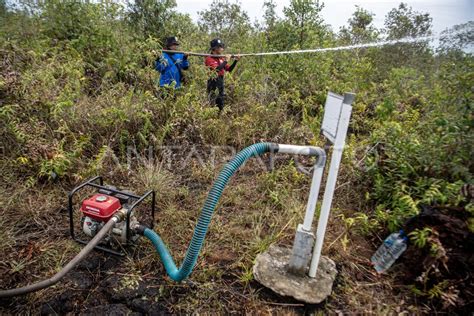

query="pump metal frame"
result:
[68,176,156,256]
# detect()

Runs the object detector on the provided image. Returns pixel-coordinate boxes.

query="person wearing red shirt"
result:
[204,38,240,111]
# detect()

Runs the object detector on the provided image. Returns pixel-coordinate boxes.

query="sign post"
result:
[309,92,354,277]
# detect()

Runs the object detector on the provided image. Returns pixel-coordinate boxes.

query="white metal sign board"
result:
[321,92,344,143]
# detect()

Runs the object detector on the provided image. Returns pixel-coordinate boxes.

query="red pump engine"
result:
[79,193,136,244]
[81,194,121,222]
[68,177,155,255]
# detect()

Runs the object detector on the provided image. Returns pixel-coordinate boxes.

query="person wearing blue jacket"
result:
[155,36,189,89]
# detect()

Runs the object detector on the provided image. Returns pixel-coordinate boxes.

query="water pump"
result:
[68,176,156,256]
[0,177,156,298]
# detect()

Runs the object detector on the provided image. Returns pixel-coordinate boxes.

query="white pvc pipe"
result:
[277,144,321,156]
[302,164,325,231]
[277,144,326,232]
[308,98,353,278]
[308,149,343,277]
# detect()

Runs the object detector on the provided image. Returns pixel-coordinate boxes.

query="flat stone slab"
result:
[253,244,337,304]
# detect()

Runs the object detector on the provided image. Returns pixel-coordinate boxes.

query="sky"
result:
[176,0,474,35]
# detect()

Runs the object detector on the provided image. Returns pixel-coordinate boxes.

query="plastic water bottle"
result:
[371,230,408,273]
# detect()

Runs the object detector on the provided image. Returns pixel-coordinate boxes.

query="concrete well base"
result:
[253,244,337,304]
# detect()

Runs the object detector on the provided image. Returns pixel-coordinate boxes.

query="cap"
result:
[210,38,225,49]
[165,36,180,47]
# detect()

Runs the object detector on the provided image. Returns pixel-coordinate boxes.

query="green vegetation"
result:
[0,0,472,314]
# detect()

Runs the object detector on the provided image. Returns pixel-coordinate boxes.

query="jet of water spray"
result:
[237,35,436,56]
[162,34,439,58]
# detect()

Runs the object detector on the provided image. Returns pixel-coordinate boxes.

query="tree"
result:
[374,3,433,76]
[40,1,98,41]
[127,0,177,40]
[438,21,474,54]
[198,0,251,43]
[262,0,278,46]
[0,0,6,17]
[263,0,277,30]
[266,0,329,50]
[283,0,326,48]
[339,6,379,44]
[165,12,199,44]
[384,2,432,39]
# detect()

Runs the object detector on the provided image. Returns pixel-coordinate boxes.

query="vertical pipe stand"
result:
[253,92,355,304]
[288,154,325,275]
[309,92,354,277]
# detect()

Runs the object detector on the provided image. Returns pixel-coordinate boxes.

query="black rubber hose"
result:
[0,214,121,298]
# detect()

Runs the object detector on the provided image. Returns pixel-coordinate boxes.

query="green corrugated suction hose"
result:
[141,142,273,282]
